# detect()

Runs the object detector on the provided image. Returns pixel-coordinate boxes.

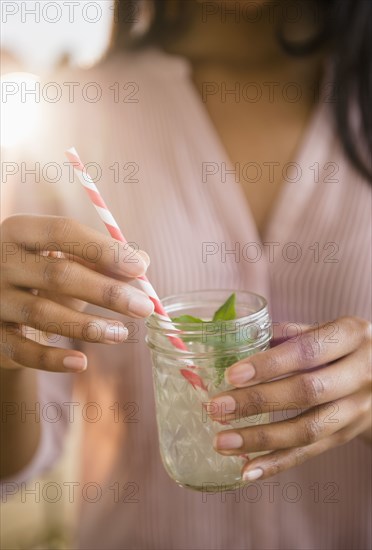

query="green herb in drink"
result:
[171,315,204,324]
[172,293,245,385]
[211,292,236,322]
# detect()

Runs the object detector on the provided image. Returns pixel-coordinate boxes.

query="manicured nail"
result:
[225,362,256,386]
[63,355,87,372]
[208,395,236,417]
[242,468,263,481]
[127,294,154,318]
[214,432,243,450]
[137,250,150,269]
[104,324,128,343]
[120,248,150,276]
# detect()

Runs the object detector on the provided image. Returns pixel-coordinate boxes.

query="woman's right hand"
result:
[0,215,154,373]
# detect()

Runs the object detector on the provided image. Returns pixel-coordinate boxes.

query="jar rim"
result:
[145,289,272,358]
[146,289,269,331]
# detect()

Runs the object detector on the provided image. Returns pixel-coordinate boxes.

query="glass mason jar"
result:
[145,289,272,492]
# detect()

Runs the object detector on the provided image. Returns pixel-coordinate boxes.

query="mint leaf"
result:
[171,293,242,386]
[212,293,236,322]
[171,315,204,324]
[214,354,239,385]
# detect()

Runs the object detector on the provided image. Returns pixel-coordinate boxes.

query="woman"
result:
[1,1,371,548]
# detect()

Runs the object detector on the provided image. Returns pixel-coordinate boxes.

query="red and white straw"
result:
[66,149,167,317]
[65,148,251,462]
[65,147,207,391]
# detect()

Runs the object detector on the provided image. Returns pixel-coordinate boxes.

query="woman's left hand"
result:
[209,316,372,481]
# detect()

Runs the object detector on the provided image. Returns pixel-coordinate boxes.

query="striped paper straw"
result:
[65,148,249,453]
[65,147,207,392]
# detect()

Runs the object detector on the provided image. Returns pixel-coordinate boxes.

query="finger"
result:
[213,392,368,455]
[39,292,87,312]
[2,214,150,278]
[225,316,371,387]
[271,322,312,346]
[5,253,154,318]
[48,251,140,282]
[1,324,87,373]
[240,412,371,481]
[209,345,370,421]
[1,290,129,344]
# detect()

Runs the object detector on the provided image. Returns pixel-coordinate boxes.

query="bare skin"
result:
[0,215,154,477]
[192,60,319,235]
[212,319,371,481]
[165,0,325,234]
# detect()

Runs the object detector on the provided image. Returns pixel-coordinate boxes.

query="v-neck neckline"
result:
[147,47,326,244]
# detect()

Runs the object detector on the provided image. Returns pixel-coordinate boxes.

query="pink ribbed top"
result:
[4,48,371,549]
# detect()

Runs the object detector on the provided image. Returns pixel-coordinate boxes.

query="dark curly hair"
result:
[111,0,372,182]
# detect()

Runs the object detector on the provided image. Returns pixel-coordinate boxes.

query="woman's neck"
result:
[163,0,324,73]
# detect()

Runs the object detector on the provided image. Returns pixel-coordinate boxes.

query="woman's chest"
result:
[201,100,314,236]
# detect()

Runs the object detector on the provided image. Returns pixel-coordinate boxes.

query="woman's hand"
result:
[0,214,154,373]
[209,317,372,481]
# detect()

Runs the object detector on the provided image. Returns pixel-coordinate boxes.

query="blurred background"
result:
[1,0,113,70]
[1,2,113,548]
[1,0,113,151]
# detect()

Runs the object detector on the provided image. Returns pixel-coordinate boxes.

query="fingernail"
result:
[137,250,150,269]
[214,432,243,450]
[225,362,256,386]
[128,294,154,318]
[242,468,263,481]
[208,395,236,417]
[104,324,128,343]
[120,248,150,276]
[63,355,87,372]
